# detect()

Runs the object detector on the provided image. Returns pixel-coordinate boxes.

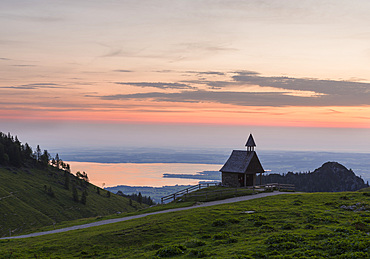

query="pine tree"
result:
[81,190,87,205]
[64,172,70,190]
[55,153,60,169]
[138,192,142,204]
[40,150,50,167]
[36,145,42,162]
[72,185,79,202]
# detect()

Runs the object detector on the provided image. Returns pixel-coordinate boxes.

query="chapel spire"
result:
[245,134,256,151]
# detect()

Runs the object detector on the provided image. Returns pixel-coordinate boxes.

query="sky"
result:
[1,0,370,154]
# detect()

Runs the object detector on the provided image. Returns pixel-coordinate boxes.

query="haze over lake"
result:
[67,162,222,187]
[66,149,370,187]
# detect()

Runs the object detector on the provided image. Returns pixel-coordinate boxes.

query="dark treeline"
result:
[0,132,117,206]
[0,132,69,171]
[116,191,155,206]
[257,162,369,192]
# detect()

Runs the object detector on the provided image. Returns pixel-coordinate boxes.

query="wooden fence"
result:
[161,183,219,204]
[160,182,295,204]
[259,183,295,191]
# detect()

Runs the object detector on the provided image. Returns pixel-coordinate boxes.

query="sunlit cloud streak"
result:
[231,71,370,95]
[115,82,196,90]
[112,70,133,73]
[11,64,37,67]
[184,71,226,76]
[104,72,370,107]
[1,83,61,90]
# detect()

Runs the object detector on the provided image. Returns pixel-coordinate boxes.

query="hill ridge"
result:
[261,161,368,192]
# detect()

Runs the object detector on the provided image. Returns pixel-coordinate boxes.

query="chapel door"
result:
[246,174,254,186]
[238,174,245,187]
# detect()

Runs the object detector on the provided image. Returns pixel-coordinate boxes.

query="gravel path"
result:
[1,191,291,240]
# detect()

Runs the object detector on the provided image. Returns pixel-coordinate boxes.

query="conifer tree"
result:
[72,185,79,202]
[40,150,50,167]
[81,190,87,205]
[64,172,70,190]
[55,153,60,169]
[138,192,142,204]
[36,145,41,161]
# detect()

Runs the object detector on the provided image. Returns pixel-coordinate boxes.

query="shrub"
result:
[304,224,315,230]
[281,223,295,230]
[200,234,211,239]
[213,231,231,240]
[292,200,302,205]
[305,215,337,224]
[259,224,275,232]
[267,241,299,251]
[188,248,209,258]
[323,236,369,256]
[265,233,303,245]
[155,245,185,257]
[338,252,370,259]
[225,237,238,244]
[324,201,338,206]
[351,220,370,232]
[333,227,351,233]
[212,219,227,227]
[146,243,163,250]
[228,218,240,224]
[184,239,205,248]
[253,220,265,227]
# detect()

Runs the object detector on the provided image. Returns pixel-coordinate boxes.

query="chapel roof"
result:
[220,150,264,174]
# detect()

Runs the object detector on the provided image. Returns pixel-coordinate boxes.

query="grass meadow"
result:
[0,190,369,258]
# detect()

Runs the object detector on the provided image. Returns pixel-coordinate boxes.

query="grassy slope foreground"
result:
[0,166,145,237]
[0,191,369,258]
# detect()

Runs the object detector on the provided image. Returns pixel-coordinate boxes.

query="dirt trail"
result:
[1,191,292,240]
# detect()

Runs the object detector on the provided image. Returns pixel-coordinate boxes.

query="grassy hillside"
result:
[0,191,369,258]
[0,166,145,237]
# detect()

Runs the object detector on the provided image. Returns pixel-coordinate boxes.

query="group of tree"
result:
[0,132,70,172]
[116,191,155,206]
[258,162,369,192]
[0,132,94,204]
[0,132,37,167]
[70,171,92,204]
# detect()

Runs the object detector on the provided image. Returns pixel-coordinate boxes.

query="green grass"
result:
[0,166,146,237]
[0,191,369,258]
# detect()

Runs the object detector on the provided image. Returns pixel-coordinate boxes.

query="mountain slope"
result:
[0,132,147,237]
[0,166,145,237]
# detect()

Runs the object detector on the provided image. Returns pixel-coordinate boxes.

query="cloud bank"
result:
[115,82,196,90]
[100,72,370,107]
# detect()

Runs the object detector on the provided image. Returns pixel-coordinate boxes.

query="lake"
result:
[67,162,222,187]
